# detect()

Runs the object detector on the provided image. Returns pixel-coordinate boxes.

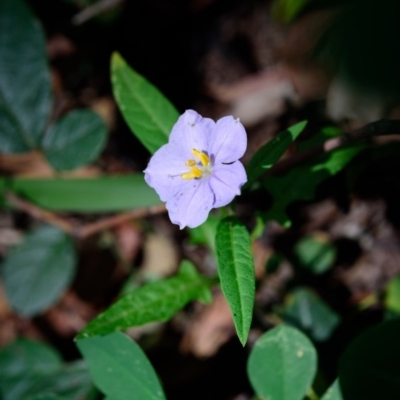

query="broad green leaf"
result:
[42,110,107,171]
[339,319,400,399]
[281,288,340,341]
[272,0,314,23]
[294,234,336,274]
[111,52,179,154]
[385,275,400,314]
[321,380,343,400]
[246,120,307,186]
[77,332,166,400]
[0,0,51,152]
[8,174,161,212]
[263,144,364,227]
[2,225,76,316]
[77,261,212,339]
[247,325,317,400]
[215,217,255,345]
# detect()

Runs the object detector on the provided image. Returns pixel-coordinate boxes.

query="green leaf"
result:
[263,144,364,227]
[246,121,307,186]
[247,325,317,400]
[77,332,166,400]
[215,216,255,345]
[28,395,65,400]
[42,110,107,171]
[385,275,400,314]
[281,288,340,341]
[2,225,76,316]
[111,52,179,154]
[294,234,336,274]
[77,260,212,339]
[339,319,400,399]
[0,0,51,152]
[272,0,314,23]
[8,174,161,212]
[321,380,343,400]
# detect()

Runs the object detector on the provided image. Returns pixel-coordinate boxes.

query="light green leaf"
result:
[272,0,314,23]
[215,216,255,346]
[281,288,340,341]
[111,52,179,154]
[77,261,212,339]
[339,319,400,399]
[77,332,166,400]
[8,174,161,212]
[42,110,107,171]
[0,0,51,152]
[321,380,343,400]
[2,225,76,316]
[263,144,364,227]
[294,234,336,274]
[247,325,317,400]
[385,275,400,314]
[246,120,307,186]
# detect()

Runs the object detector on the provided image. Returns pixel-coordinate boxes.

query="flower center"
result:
[181,149,211,180]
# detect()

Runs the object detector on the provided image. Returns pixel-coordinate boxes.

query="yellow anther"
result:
[181,166,203,180]
[192,149,210,166]
[185,159,196,167]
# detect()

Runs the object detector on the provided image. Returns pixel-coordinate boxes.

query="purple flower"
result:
[144,110,247,229]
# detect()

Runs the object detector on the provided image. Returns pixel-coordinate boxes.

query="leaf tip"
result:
[111,51,125,68]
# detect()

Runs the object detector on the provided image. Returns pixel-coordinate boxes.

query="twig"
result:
[75,204,166,239]
[270,119,400,175]
[5,191,74,234]
[72,0,124,25]
[6,190,166,239]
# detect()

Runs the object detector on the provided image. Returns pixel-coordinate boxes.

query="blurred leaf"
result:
[28,395,65,400]
[2,225,76,316]
[188,214,220,254]
[8,174,161,212]
[247,325,317,400]
[263,144,364,227]
[281,288,340,341]
[321,379,343,400]
[385,275,400,314]
[77,332,166,400]
[215,216,255,346]
[0,0,51,153]
[77,261,212,339]
[339,319,400,399]
[298,126,343,152]
[272,0,314,23]
[42,110,107,171]
[294,234,336,274]
[246,121,307,186]
[0,339,91,400]
[111,52,179,154]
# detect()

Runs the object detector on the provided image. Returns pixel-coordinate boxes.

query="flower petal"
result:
[166,179,214,229]
[209,161,247,208]
[144,143,188,202]
[208,116,247,163]
[169,109,215,156]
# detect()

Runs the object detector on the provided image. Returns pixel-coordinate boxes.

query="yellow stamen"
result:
[192,149,210,166]
[185,159,196,167]
[181,166,203,180]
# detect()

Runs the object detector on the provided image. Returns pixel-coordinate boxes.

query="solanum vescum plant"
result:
[2,0,400,399]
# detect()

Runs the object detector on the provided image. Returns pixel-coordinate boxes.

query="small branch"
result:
[270,119,400,175]
[75,204,166,239]
[6,190,166,239]
[72,0,125,25]
[5,191,74,234]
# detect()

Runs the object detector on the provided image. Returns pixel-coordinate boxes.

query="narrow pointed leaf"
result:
[321,380,343,400]
[77,261,212,339]
[246,120,307,185]
[77,332,166,400]
[2,225,76,316]
[8,174,161,212]
[42,110,107,171]
[215,217,255,345]
[111,52,179,154]
[0,0,51,152]
[247,325,317,400]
